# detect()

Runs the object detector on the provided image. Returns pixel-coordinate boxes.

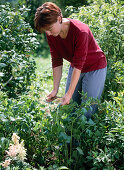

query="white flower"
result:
[6,140,27,161]
[12,133,20,145]
[7,144,18,157]
[1,159,11,168]
[17,141,27,161]
[1,133,27,168]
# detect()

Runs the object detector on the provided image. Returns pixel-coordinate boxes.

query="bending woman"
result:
[34,2,107,119]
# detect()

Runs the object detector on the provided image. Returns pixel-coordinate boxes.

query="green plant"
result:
[0,59,123,169]
[68,0,124,100]
[87,91,124,169]
[0,4,39,97]
[0,133,26,168]
[69,0,123,62]
[35,90,123,169]
[102,60,124,101]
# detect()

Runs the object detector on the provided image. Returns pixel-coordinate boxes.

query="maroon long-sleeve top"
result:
[46,18,107,73]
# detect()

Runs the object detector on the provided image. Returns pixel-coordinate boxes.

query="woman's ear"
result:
[58,16,62,24]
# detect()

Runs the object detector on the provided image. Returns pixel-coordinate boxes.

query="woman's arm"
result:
[46,65,63,102]
[61,67,81,105]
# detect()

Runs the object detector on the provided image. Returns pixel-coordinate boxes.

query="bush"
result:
[0,4,39,97]
[68,0,124,100]
[0,91,45,168]
[69,0,123,62]
[103,60,124,100]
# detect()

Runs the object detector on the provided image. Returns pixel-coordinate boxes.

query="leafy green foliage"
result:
[0,92,45,168]
[103,60,124,100]
[0,4,39,97]
[0,56,123,169]
[68,0,124,100]
[69,0,123,62]
[0,88,123,169]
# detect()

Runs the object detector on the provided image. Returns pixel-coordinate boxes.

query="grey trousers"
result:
[65,66,107,119]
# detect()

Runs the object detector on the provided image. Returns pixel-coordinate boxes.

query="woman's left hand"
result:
[61,93,72,106]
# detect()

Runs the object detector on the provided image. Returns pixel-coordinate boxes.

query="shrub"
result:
[0,4,39,97]
[0,91,45,168]
[69,0,123,62]
[68,0,124,100]
[41,91,123,169]
[103,60,124,100]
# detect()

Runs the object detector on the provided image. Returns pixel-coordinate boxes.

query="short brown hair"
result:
[34,2,62,33]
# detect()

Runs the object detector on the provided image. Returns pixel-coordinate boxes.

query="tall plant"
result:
[68,0,124,99]
[69,0,123,61]
[0,4,39,97]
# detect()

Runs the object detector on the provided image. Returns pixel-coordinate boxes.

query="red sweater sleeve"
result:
[71,32,88,70]
[46,35,63,68]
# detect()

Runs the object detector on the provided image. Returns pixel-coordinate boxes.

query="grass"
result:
[33,56,70,107]
[34,56,51,73]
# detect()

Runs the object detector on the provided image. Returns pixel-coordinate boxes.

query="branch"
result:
[0,76,13,90]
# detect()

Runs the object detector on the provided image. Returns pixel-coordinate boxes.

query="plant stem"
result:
[70,121,74,160]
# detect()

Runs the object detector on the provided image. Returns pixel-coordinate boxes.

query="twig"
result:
[0,76,13,90]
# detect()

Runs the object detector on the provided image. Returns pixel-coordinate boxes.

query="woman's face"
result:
[44,16,62,37]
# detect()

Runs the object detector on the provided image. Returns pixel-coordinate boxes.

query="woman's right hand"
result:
[46,90,58,102]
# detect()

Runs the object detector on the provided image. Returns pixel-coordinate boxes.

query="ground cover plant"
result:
[0,0,124,169]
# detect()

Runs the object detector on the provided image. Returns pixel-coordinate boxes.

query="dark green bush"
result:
[69,0,123,61]
[0,4,39,97]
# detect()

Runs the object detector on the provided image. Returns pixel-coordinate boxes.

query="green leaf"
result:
[59,132,71,143]
[0,63,6,68]
[76,147,84,155]
[10,116,16,121]
[0,72,4,77]
[58,166,69,170]
[87,119,95,125]
[81,108,87,114]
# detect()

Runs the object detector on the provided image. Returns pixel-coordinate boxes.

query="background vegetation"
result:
[0,0,124,169]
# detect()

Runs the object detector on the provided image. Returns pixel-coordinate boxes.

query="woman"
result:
[34,2,107,119]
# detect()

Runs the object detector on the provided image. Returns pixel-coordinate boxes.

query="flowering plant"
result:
[0,133,27,169]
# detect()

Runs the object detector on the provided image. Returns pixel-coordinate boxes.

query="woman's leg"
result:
[81,66,107,119]
[65,66,107,119]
